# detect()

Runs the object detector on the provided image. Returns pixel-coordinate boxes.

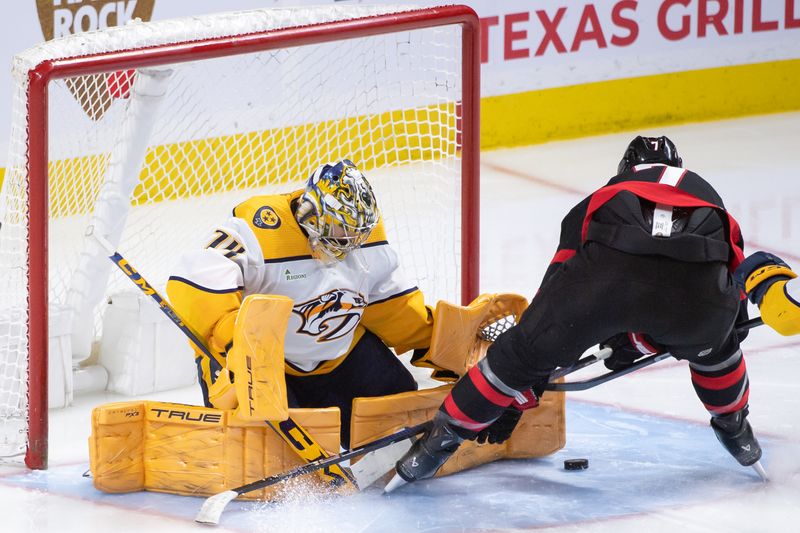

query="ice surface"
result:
[2,113,799,532]
[2,400,786,532]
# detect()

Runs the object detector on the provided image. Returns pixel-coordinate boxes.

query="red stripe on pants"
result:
[443,395,490,431]
[703,389,750,416]
[691,359,746,390]
[468,366,514,407]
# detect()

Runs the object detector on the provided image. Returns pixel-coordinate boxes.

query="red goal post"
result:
[1,4,479,470]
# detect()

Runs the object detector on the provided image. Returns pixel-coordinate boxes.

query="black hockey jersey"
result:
[545,164,745,283]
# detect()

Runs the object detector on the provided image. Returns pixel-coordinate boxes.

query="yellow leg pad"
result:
[427,293,529,376]
[229,294,293,423]
[89,400,341,500]
[88,402,147,494]
[350,384,565,477]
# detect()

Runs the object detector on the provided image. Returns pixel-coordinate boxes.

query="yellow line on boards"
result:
[481,58,800,149]
[1,59,798,199]
[9,103,459,218]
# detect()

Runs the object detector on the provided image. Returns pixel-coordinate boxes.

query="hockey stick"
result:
[545,316,764,392]
[195,421,431,525]
[543,315,770,482]
[88,229,357,490]
[548,346,613,381]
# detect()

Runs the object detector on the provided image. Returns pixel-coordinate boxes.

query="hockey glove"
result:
[601,332,661,371]
[734,251,797,305]
[472,389,539,445]
[474,408,521,445]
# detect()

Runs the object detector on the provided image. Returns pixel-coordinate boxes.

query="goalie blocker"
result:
[88,293,566,499]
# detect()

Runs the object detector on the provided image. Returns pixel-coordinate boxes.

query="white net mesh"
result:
[0,5,471,466]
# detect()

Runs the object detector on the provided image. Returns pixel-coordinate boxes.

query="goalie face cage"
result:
[0,5,480,469]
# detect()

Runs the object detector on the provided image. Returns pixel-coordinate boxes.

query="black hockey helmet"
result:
[617,135,683,175]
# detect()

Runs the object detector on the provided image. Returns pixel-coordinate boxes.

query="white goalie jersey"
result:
[167,191,434,396]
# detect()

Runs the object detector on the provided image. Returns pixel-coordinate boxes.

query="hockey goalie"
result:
[88,159,565,499]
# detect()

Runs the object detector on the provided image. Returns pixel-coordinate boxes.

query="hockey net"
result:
[0,5,479,468]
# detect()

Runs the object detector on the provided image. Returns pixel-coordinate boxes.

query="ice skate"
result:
[385,416,464,492]
[710,408,762,467]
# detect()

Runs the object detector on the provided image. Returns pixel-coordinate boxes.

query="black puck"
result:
[564,458,589,470]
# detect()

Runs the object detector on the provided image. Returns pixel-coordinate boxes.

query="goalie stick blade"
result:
[350,438,414,490]
[195,490,239,526]
[193,422,430,524]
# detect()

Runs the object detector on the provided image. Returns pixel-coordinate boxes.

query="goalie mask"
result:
[296,159,380,262]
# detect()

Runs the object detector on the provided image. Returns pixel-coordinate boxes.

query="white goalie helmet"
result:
[295,159,380,262]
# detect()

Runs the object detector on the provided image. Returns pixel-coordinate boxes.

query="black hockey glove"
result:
[473,408,522,445]
[471,388,540,445]
[601,332,662,371]
[734,251,797,305]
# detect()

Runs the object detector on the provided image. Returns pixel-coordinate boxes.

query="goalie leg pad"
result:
[349,383,565,478]
[88,400,342,500]
[228,294,293,422]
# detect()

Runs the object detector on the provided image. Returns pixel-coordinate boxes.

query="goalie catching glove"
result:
[734,251,800,336]
[414,293,528,382]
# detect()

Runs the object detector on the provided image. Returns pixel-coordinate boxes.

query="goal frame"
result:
[21,5,480,469]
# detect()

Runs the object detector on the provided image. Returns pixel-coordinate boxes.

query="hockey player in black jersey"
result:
[391,135,762,488]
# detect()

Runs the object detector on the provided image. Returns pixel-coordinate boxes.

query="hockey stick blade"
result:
[194,422,430,525]
[195,491,239,526]
[350,438,414,490]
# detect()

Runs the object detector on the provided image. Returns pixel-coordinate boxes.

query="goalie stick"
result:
[89,229,357,490]
[195,421,431,525]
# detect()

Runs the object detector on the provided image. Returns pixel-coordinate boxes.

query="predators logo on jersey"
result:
[293,288,367,342]
[253,206,281,229]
